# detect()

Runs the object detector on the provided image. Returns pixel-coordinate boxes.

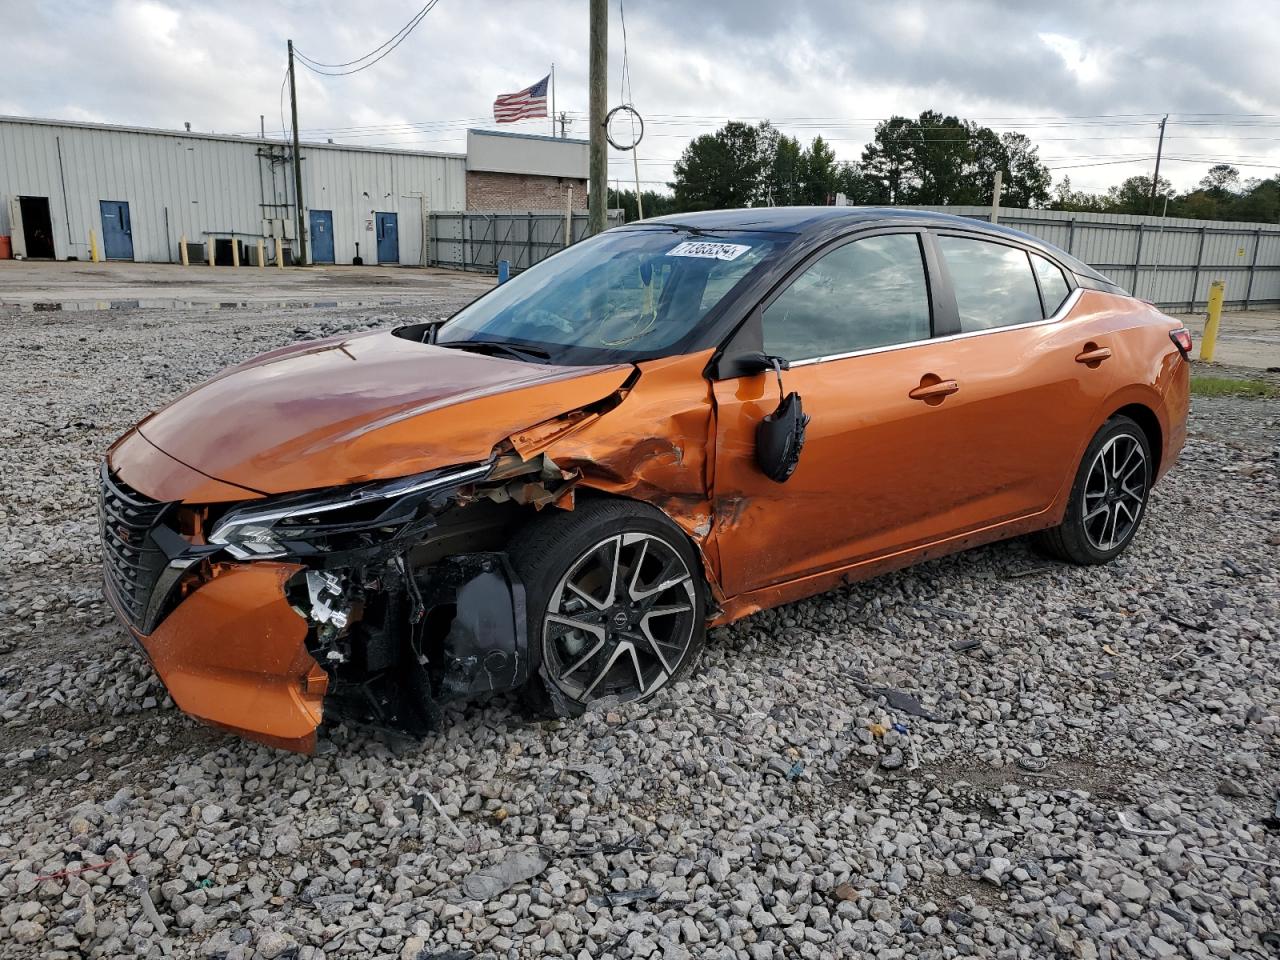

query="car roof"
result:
[638,206,1116,286]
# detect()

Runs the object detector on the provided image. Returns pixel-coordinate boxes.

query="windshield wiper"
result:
[443,339,552,363]
[658,223,708,236]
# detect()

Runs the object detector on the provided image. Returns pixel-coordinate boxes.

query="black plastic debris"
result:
[589,886,662,908]
[866,685,940,722]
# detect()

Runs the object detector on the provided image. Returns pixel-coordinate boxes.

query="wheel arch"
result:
[1109,402,1163,479]
[563,486,724,611]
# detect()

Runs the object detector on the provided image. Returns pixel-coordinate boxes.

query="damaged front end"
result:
[100,452,575,752]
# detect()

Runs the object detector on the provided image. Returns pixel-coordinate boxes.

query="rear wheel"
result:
[1036,415,1152,565]
[509,499,706,715]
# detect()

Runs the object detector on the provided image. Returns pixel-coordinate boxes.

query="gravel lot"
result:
[0,299,1277,960]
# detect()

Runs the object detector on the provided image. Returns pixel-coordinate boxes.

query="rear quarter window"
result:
[1031,253,1071,315]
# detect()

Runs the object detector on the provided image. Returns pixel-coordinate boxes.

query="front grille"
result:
[99,465,171,632]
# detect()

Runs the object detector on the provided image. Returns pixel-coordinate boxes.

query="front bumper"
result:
[108,562,328,753]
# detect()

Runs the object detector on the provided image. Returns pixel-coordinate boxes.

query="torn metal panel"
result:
[512,351,723,581]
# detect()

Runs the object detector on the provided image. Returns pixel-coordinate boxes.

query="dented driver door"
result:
[711,230,977,598]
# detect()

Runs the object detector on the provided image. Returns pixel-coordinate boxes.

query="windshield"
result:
[435,226,793,364]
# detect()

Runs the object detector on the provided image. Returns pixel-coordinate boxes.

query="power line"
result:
[293,1,439,77]
[278,69,290,140]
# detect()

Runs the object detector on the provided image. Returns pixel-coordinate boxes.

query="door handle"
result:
[909,379,959,401]
[1075,343,1111,364]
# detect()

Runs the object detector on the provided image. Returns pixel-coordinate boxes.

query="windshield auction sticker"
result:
[666,241,751,261]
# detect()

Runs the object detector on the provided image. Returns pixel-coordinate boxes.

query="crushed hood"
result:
[136,329,632,494]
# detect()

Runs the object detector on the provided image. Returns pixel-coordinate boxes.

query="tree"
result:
[764,133,804,205]
[835,162,887,204]
[607,187,679,222]
[1049,176,1109,212]
[800,136,839,205]
[859,115,915,203]
[1106,175,1173,214]
[1199,164,1241,196]
[858,111,1051,206]
[1228,175,1280,222]
[670,121,771,210]
[999,133,1052,208]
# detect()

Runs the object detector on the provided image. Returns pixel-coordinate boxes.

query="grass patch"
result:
[1190,375,1279,399]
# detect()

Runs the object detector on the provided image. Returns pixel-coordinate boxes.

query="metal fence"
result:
[430,205,1280,312]
[427,210,624,274]
[903,205,1280,312]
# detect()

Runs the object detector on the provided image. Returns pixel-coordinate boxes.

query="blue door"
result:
[376,212,399,264]
[99,200,134,260]
[310,210,335,264]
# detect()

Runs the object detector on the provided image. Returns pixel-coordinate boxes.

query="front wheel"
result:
[509,499,706,715]
[1036,414,1153,565]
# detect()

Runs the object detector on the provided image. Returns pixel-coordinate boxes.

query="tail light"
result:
[1169,327,1193,359]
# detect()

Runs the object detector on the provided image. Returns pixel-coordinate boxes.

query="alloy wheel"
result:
[542,532,697,704]
[1081,432,1148,552]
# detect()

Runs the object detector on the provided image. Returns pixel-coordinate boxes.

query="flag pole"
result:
[550,63,556,136]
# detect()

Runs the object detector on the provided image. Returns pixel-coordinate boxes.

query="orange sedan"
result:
[100,209,1191,752]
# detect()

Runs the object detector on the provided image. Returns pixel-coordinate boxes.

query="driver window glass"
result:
[762,233,931,362]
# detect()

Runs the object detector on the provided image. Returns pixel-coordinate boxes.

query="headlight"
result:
[209,462,491,560]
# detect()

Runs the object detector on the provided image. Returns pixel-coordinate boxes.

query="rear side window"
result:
[1031,253,1071,315]
[938,236,1042,331]
[763,233,931,361]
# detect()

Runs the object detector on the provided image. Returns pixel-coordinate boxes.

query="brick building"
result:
[464,130,588,212]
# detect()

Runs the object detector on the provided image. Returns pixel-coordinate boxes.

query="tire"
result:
[508,498,707,716]
[1036,414,1153,565]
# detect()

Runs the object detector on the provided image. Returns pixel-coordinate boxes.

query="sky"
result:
[2,0,1278,198]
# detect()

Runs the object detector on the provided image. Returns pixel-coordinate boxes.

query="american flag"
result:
[493,74,550,123]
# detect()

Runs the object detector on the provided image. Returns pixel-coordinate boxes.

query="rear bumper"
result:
[109,562,326,753]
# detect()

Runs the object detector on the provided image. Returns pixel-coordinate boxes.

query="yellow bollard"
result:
[231,237,240,268]
[276,239,284,270]
[207,237,215,268]
[89,229,101,263]
[1200,279,1225,363]
[256,239,265,269]
[179,235,189,267]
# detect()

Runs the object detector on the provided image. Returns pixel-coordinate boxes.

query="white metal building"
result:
[0,115,586,266]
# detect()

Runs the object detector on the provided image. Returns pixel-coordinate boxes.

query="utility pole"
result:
[287,39,307,265]
[1148,114,1168,215]
[587,0,607,235]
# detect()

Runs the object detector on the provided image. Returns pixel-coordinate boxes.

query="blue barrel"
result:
[497,259,511,284]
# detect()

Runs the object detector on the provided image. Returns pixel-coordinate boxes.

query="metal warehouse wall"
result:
[0,117,466,265]
[902,205,1280,311]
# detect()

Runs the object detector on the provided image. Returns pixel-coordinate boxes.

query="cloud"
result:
[1,0,1277,193]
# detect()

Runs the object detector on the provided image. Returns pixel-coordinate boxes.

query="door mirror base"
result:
[745,353,809,483]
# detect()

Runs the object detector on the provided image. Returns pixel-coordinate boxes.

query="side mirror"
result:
[742,353,810,483]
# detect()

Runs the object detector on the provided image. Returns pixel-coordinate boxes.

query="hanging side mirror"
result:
[738,352,809,483]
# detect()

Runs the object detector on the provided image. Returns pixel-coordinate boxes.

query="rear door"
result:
[927,232,1098,523]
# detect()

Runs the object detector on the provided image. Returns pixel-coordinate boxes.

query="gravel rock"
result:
[0,298,1277,959]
